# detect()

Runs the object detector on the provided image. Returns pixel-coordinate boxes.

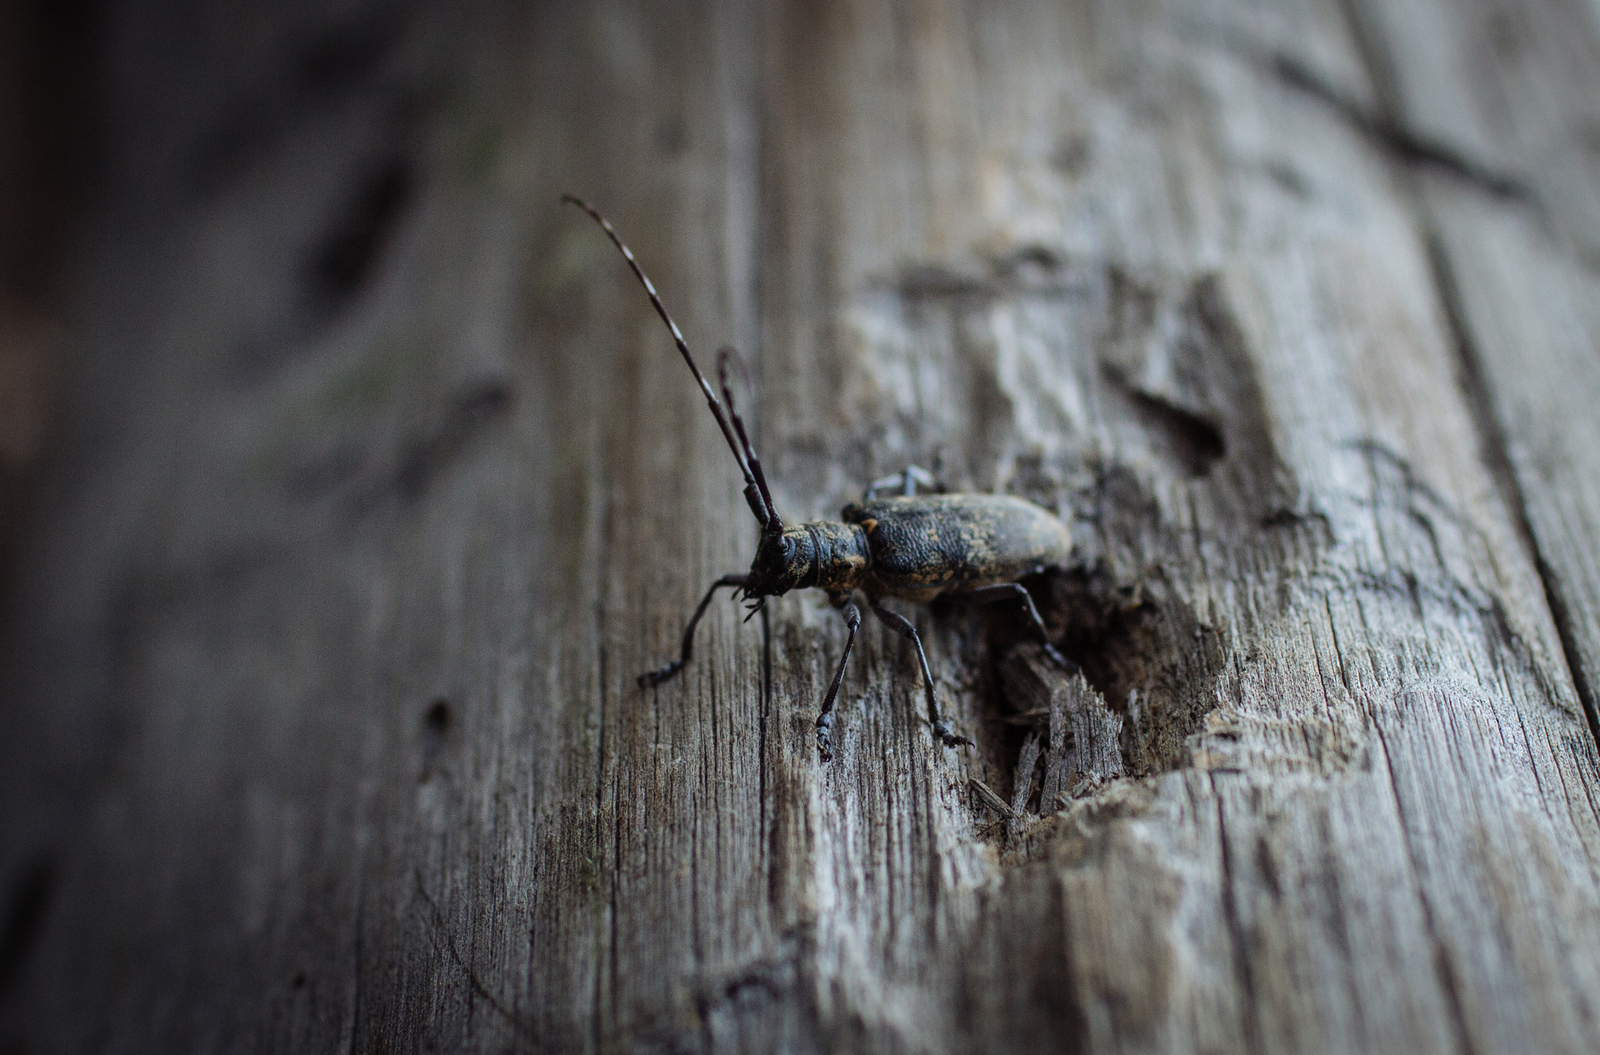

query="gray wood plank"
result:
[1347,0,1600,745]
[2,0,1599,1053]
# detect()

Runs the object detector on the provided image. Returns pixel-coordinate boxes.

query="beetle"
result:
[565,194,1076,761]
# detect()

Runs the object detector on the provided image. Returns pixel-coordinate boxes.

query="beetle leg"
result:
[862,475,898,500]
[868,599,973,751]
[965,582,1080,675]
[638,574,750,687]
[863,465,941,500]
[815,592,861,762]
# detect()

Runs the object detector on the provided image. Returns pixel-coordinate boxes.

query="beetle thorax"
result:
[747,522,870,597]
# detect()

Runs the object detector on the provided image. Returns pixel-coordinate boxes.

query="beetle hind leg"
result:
[965,581,1079,675]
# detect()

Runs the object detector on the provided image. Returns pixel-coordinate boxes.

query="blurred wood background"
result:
[4,0,1600,1051]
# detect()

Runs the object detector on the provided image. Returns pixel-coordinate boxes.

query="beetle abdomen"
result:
[842,494,1072,601]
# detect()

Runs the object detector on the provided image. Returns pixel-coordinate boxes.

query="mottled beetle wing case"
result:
[843,495,1072,602]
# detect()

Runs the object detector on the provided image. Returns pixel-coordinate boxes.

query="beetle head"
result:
[744,526,814,601]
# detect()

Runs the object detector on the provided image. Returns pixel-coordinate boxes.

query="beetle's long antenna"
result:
[717,348,781,537]
[562,194,776,530]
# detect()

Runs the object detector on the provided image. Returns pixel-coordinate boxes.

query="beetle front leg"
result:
[814,592,860,762]
[965,581,1080,675]
[638,574,750,687]
[868,599,973,751]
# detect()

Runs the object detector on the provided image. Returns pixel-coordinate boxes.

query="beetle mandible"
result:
[564,195,1077,762]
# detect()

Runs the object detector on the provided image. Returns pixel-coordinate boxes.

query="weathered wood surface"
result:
[1351,0,1600,751]
[4,0,1600,1052]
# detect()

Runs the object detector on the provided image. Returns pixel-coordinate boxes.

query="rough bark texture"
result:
[4,0,1600,1052]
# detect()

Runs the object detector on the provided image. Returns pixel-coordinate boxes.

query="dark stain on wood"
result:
[348,379,513,511]
[0,855,53,1001]
[1267,51,1533,203]
[188,4,408,196]
[307,153,415,309]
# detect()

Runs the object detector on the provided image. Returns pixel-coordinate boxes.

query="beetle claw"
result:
[931,720,974,750]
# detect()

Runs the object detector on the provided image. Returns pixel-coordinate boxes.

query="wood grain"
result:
[1350,0,1600,742]
[2,0,1600,1052]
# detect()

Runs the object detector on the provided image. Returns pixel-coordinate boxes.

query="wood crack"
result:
[1372,725,1481,1055]
[1211,781,1265,1055]
[415,872,542,1050]
[593,459,613,1052]
[1264,50,1534,206]
[1420,233,1600,749]
[343,873,364,1055]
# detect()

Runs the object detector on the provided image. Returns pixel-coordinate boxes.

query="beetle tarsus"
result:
[932,720,974,750]
[639,661,685,688]
[816,712,835,762]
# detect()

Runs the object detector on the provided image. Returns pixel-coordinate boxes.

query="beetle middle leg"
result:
[868,599,973,751]
[638,574,749,687]
[814,592,861,762]
[964,582,1080,675]
[864,465,940,500]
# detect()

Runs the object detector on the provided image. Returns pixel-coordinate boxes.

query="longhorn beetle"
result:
[564,195,1077,761]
